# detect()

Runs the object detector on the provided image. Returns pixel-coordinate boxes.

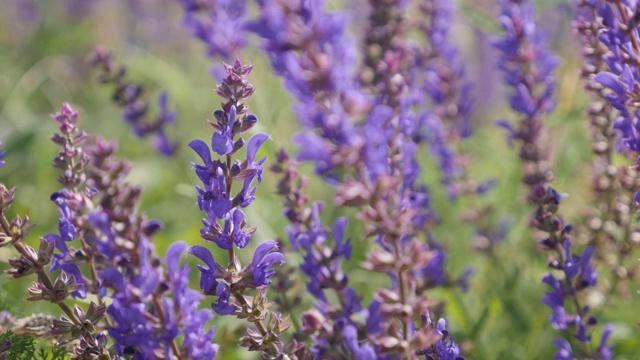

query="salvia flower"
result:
[247,0,368,175]
[495,1,614,358]
[88,47,178,156]
[0,104,110,356]
[250,240,285,287]
[0,141,5,169]
[43,103,217,357]
[416,316,464,360]
[177,0,248,61]
[164,241,219,359]
[577,0,640,297]
[494,0,561,187]
[248,1,467,356]
[408,0,476,191]
[590,1,640,162]
[187,58,297,358]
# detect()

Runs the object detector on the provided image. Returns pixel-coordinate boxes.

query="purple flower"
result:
[250,240,285,287]
[211,282,236,316]
[596,325,614,360]
[43,192,86,299]
[247,0,366,176]
[166,242,218,360]
[211,105,236,155]
[362,105,394,180]
[204,209,253,250]
[416,0,474,138]
[0,141,5,169]
[416,248,446,289]
[178,0,248,60]
[591,1,640,158]
[88,49,178,156]
[418,317,464,360]
[553,338,573,360]
[293,133,334,174]
[342,323,376,359]
[542,273,570,330]
[493,0,560,188]
[189,245,226,295]
[237,132,270,207]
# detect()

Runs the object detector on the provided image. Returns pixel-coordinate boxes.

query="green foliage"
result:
[35,346,67,360]
[0,331,36,360]
[0,331,68,360]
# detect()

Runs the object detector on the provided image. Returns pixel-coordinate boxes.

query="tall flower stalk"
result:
[495,0,612,357]
[577,0,640,297]
[88,48,178,156]
[271,149,374,358]
[246,1,472,357]
[187,58,301,359]
[411,0,477,194]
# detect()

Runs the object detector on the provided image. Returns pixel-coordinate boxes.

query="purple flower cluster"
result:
[494,0,561,188]
[408,0,475,190]
[44,104,216,359]
[6,0,640,358]
[417,0,473,140]
[187,58,300,358]
[590,1,640,210]
[248,0,367,170]
[496,1,613,358]
[575,0,640,298]
[177,0,248,61]
[271,150,374,358]
[165,242,219,359]
[245,1,466,357]
[88,48,178,156]
[416,316,464,360]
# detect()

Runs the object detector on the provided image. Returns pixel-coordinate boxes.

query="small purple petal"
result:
[246,132,271,163]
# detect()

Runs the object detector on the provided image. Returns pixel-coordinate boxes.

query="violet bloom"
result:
[189,244,226,295]
[88,49,178,156]
[88,212,173,356]
[408,0,474,188]
[211,282,236,316]
[178,0,248,60]
[291,211,362,319]
[543,241,598,339]
[250,240,285,287]
[186,59,294,357]
[493,0,561,188]
[553,338,573,360]
[247,0,366,174]
[591,1,640,161]
[44,193,86,299]
[84,142,197,357]
[165,242,218,360]
[0,141,4,169]
[417,317,464,360]
[418,0,474,139]
[341,322,376,359]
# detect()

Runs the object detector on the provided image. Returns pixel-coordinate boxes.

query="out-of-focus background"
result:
[0,0,637,358]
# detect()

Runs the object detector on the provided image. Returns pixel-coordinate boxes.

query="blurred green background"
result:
[0,0,638,359]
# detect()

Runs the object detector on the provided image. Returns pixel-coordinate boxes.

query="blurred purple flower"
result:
[0,141,5,169]
[178,0,248,60]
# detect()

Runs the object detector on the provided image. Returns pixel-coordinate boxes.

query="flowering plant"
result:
[0,0,639,359]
